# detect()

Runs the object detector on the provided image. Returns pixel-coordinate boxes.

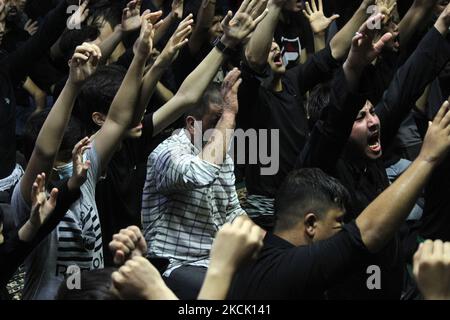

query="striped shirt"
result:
[142,129,244,275]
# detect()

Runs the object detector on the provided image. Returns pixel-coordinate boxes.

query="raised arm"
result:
[329,0,375,61]
[20,43,101,206]
[244,0,282,72]
[97,0,158,65]
[377,4,450,146]
[188,0,217,54]
[357,98,450,253]
[297,14,392,172]
[149,0,268,136]
[152,0,183,46]
[134,14,194,133]
[302,0,339,53]
[93,16,154,171]
[200,69,241,166]
[398,0,439,48]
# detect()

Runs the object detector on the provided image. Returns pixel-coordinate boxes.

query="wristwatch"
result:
[213,37,236,56]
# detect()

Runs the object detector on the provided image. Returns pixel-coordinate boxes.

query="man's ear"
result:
[304,213,318,240]
[185,116,196,135]
[92,112,106,127]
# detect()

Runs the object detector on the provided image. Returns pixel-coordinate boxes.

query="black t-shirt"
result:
[95,114,154,267]
[228,221,368,300]
[237,46,339,199]
[274,11,314,69]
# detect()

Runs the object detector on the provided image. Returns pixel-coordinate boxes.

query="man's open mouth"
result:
[368,131,381,153]
[273,52,283,66]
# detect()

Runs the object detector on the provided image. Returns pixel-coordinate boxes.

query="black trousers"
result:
[164,265,207,300]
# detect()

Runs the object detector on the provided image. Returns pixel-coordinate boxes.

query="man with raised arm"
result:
[141,0,268,299]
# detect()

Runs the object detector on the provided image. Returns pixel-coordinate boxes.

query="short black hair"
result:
[274,168,350,232]
[23,109,86,163]
[86,0,123,29]
[56,268,119,300]
[306,83,331,129]
[75,65,126,133]
[184,82,223,121]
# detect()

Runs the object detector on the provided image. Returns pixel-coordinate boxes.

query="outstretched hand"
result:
[67,137,91,191]
[303,0,339,34]
[344,13,393,72]
[221,68,242,115]
[159,13,193,63]
[29,173,58,228]
[221,0,269,48]
[419,98,450,165]
[121,0,142,33]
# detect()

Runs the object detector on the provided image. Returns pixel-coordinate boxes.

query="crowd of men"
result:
[1,0,450,300]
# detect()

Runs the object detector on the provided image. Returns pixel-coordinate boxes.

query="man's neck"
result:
[273,229,307,247]
[270,76,283,92]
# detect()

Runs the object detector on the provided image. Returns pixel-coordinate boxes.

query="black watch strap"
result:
[213,38,236,56]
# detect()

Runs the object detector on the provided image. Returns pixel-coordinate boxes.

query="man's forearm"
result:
[314,32,326,53]
[154,13,177,46]
[245,1,282,70]
[34,81,80,157]
[151,47,226,136]
[189,0,217,54]
[134,59,169,127]
[200,111,236,166]
[330,1,371,60]
[176,46,225,103]
[98,28,125,65]
[198,268,234,300]
[357,156,435,253]
[108,54,147,127]
[399,0,438,47]
[21,81,80,205]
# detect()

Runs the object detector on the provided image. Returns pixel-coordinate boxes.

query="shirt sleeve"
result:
[290,221,369,294]
[152,141,222,194]
[288,45,340,95]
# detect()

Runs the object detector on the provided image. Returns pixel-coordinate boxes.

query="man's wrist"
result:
[65,79,83,92]
[67,176,81,192]
[220,34,239,50]
[18,220,40,242]
[343,60,364,77]
[222,109,238,120]
[314,30,327,37]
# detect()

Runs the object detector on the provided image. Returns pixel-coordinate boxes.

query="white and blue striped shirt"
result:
[141,129,244,275]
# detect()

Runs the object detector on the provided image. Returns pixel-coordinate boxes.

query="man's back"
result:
[229,222,368,300]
